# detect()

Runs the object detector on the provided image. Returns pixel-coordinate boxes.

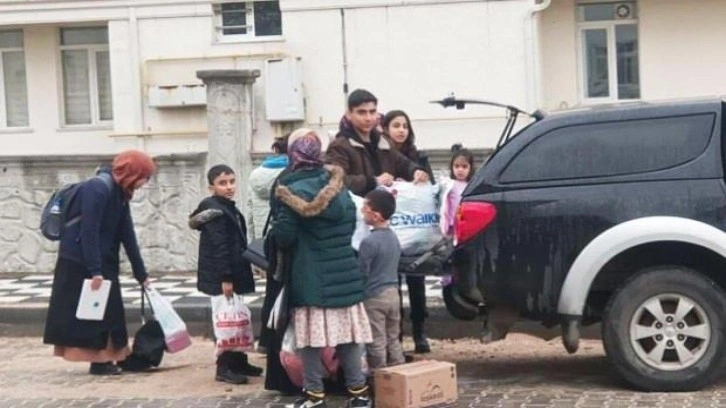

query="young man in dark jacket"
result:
[326,89,429,196]
[189,164,262,384]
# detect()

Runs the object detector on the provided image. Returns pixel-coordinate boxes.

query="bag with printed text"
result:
[351,181,442,255]
[212,294,254,356]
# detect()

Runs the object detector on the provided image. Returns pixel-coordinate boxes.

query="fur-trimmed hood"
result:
[275,165,345,218]
[188,208,223,230]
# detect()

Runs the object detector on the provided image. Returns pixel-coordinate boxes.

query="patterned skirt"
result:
[293,303,373,349]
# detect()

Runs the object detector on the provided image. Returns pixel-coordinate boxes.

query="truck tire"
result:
[442,284,478,321]
[602,266,726,392]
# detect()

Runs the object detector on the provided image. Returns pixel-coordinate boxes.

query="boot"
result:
[226,351,263,377]
[412,321,431,354]
[89,362,121,376]
[215,353,248,384]
[286,390,327,408]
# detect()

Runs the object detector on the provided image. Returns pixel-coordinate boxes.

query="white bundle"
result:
[350,181,443,256]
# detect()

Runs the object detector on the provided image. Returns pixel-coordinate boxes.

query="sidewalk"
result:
[0,273,480,338]
[0,334,618,407]
[5,333,712,408]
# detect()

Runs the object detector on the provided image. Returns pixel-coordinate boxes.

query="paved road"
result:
[4,335,726,407]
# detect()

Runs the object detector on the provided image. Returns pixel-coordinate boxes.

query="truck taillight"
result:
[454,202,497,246]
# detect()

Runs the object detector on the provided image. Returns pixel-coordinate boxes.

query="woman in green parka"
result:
[273,128,372,408]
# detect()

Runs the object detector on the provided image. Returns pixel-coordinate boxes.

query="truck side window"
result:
[500,114,715,183]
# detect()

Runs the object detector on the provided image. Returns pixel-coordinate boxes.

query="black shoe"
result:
[226,351,264,377]
[413,322,431,354]
[237,361,263,376]
[89,362,122,376]
[215,366,248,385]
[347,396,371,408]
[285,390,327,408]
[216,352,249,384]
[414,338,431,353]
[347,386,371,408]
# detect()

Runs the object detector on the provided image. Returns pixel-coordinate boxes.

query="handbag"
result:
[242,211,281,277]
[118,288,165,372]
[242,237,269,271]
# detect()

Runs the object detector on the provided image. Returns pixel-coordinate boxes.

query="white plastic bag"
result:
[212,294,254,356]
[385,181,443,255]
[267,286,287,331]
[281,321,296,353]
[349,183,442,255]
[349,191,370,251]
[145,286,192,353]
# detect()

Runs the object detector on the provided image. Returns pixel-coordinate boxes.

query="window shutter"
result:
[62,49,91,125]
[96,51,113,121]
[2,51,28,127]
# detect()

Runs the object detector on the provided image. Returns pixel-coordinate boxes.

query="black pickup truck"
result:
[442,97,726,391]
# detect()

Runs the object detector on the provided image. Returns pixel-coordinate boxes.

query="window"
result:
[500,114,715,183]
[59,27,112,126]
[213,1,282,41]
[577,2,640,101]
[0,30,28,128]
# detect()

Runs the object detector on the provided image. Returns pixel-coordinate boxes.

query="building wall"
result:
[0,154,205,274]
[539,0,726,111]
[638,0,726,100]
[538,0,578,111]
[0,0,535,157]
[0,0,514,274]
[10,25,138,156]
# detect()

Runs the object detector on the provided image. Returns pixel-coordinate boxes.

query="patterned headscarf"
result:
[287,128,323,171]
[111,150,156,199]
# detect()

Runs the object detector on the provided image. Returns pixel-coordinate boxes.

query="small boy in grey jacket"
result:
[359,189,405,370]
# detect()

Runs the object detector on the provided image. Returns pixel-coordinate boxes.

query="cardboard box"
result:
[374,360,458,408]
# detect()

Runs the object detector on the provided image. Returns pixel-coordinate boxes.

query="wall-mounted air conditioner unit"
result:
[148,84,207,108]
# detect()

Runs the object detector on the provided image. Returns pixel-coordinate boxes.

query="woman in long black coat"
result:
[262,164,299,395]
[43,150,156,375]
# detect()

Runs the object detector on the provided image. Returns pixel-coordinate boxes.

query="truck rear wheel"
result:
[602,266,726,391]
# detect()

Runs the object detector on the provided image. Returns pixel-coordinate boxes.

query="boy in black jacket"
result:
[189,164,263,384]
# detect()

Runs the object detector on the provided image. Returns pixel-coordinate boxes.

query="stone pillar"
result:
[196,69,260,212]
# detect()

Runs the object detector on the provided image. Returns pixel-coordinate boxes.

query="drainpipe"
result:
[340,8,349,99]
[128,7,145,150]
[524,0,552,111]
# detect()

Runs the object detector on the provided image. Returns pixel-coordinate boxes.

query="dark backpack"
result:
[40,173,113,241]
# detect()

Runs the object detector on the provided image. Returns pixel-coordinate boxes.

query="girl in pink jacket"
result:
[440,144,475,237]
